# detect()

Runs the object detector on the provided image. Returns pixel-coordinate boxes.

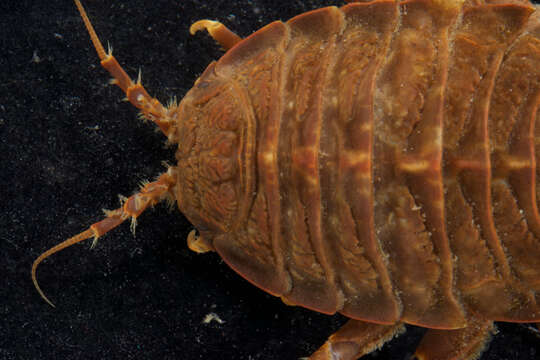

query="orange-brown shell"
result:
[175,0,540,329]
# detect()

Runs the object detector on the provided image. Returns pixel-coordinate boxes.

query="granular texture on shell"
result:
[33,0,540,359]
[180,0,540,328]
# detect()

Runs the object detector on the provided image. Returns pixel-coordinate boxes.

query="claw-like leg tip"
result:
[189,19,219,35]
[187,230,213,253]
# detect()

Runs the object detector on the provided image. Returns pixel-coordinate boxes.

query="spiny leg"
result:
[414,319,494,360]
[32,171,176,307]
[190,19,242,50]
[309,320,405,360]
[74,0,175,137]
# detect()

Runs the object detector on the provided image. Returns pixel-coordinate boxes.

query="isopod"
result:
[32,0,540,359]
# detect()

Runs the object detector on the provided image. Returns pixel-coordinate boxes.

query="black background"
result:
[1,0,540,359]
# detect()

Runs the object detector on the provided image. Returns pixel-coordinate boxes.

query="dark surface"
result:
[1,0,540,359]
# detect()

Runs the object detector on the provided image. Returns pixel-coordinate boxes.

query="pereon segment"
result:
[373,0,465,328]
[325,0,400,323]
[213,20,293,297]
[277,6,346,314]
[443,1,539,321]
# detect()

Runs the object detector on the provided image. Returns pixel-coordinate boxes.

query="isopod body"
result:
[34,0,540,359]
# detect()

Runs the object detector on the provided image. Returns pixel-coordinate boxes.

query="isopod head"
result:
[173,62,256,252]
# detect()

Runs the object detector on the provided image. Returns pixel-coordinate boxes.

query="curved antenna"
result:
[32,172,175,307]
[32,229,95,307]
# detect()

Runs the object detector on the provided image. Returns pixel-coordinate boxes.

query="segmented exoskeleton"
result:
[34,1,540,359]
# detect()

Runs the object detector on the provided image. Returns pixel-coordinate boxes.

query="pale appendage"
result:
[190,19,242,50]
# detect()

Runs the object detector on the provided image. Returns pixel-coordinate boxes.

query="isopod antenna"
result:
[32,171,177,307]
[73,0,175,137]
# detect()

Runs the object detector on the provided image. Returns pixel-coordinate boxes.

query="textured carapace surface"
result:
[173,0,540,330]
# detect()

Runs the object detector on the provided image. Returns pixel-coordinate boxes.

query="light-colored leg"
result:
[190,19,242,50]
[309,320,405,360]
[415,319,494,360]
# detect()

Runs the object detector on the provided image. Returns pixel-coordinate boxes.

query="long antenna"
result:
[72,0,173,136]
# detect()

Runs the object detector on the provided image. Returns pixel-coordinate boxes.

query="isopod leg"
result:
[74,0,173,137]
[32,171,176,307]
[190,19,242,50]
[309,320,405,360]
[414,319,494,360]
[186,230,214,253]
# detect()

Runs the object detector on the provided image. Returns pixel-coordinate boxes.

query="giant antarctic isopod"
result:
[33,1,540,359]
